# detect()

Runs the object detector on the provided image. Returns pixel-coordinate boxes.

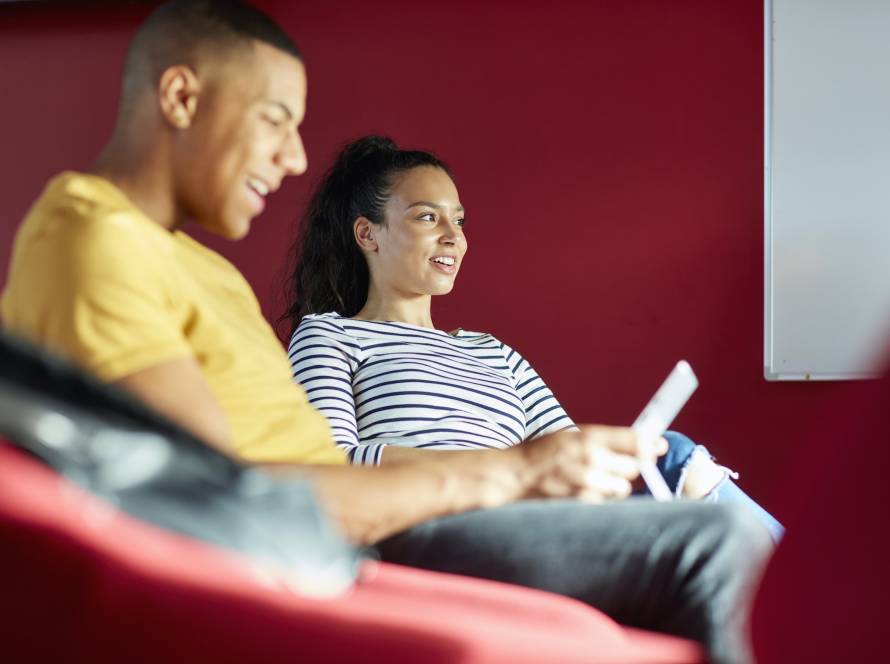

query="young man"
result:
[0,2,771,662]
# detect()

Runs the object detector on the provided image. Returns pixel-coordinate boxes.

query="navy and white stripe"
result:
[288,312,575,465]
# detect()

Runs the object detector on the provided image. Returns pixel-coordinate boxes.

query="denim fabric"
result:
[657,431,701,493]
[707,478,785,542]
[654,431,784,542]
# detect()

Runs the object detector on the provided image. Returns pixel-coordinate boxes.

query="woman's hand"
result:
[514,426,668,503]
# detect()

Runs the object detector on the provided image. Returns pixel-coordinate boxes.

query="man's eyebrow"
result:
[266,100,294,120]
[405,201,465,212]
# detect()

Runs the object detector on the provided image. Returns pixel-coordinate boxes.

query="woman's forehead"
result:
[389,167,460,206]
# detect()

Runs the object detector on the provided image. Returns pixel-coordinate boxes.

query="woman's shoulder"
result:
[288,313,368,359]
[450,327,497,343]
[291,312,355,342]
[450,326,504,344]
[297,316,505,348]
[449,328,521,358]
[452,330,530,368]
[300,312,344,324]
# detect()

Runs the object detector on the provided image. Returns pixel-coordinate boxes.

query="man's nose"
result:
[278,129,308,176]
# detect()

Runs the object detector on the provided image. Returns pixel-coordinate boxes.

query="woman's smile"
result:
[429,254,458,274]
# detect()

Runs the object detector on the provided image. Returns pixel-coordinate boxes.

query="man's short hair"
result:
[121,0,301,107]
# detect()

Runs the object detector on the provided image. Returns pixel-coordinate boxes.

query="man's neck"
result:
[90,137,181,232]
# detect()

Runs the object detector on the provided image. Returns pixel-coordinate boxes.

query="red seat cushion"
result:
[0,442,702,663]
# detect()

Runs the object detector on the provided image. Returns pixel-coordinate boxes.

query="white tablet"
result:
[632,360,699,501]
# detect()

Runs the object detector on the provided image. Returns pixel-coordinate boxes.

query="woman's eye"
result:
[418,213,436,222]
[455,218,466,227]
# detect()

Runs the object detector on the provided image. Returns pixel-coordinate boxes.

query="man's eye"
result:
[264,116,285,129]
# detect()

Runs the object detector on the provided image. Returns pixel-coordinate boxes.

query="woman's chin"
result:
[428,282,456,296]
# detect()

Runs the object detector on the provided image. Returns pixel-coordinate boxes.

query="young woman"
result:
[284,135,782,540]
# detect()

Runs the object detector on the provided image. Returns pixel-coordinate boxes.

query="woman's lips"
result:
[429,258,457,274]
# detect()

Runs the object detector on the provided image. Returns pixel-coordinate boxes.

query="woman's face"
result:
[366,165,467,298]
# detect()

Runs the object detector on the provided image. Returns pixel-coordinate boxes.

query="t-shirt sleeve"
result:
[4,211,192,381]
[288,317,387,466]
[498,339,578,440]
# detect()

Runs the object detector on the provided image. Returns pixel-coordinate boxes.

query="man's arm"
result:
[111,356,656,545]
[111,356,234,454]
[301,426,653,545]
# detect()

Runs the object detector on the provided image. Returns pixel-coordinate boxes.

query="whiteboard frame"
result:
[762,0,881,382]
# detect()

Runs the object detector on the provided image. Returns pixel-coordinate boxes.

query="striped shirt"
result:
[288,313,576,465]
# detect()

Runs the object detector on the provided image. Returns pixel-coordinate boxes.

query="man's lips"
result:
[245,182,266,214]
[245,175,281,216]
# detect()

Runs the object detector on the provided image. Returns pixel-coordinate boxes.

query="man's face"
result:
[174,41,307,240]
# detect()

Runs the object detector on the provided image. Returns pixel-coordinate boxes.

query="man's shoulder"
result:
[0,174,193,380]
[21,172,171,250]
[2,171,181,319]
[10,173,182,288]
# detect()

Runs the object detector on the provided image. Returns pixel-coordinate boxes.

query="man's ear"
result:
[354,217,379,252]
[158,65,200,130]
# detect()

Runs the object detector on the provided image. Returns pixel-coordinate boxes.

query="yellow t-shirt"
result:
[1,172,344,466]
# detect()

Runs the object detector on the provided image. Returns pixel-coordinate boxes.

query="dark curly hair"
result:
[282,135,451,335]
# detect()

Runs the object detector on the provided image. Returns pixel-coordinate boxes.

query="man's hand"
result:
[514,426,668,503]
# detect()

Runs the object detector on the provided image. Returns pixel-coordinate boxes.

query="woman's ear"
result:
[354,217,378,252]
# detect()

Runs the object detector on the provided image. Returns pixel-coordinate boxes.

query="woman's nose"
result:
[439,222,460,243]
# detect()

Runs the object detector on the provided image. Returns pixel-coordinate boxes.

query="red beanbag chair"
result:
[0,442,703,664]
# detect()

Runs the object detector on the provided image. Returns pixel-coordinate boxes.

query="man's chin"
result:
[225,220,251,241]
[197,215,252,241]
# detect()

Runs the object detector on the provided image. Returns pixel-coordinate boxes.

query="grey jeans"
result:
[375,498,773,664]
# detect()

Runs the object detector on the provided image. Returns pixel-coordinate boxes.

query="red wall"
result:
[0,0,842,514]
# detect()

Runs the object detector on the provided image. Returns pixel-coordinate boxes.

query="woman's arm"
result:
[499,340,577,440]
[290,318,483,465]
[288,316,388,465]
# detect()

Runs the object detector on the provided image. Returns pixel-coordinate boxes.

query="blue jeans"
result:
[656,431,785,542]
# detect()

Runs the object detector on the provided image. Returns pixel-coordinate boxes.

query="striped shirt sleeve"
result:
[288,317,387,466]
[498,340,578,440]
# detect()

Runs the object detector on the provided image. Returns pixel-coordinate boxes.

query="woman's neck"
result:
[354,292,435,329]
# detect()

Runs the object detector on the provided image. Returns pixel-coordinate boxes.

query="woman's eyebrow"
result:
[405,201,465,212]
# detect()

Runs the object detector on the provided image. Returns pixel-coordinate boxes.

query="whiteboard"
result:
[765,0,890,381]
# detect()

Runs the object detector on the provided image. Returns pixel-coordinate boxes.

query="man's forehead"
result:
[246,40,304,80]
[206,41,305,104]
